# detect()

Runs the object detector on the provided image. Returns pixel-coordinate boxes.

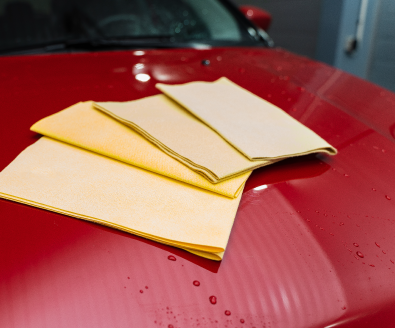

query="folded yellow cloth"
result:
[0,137,243,260]
[156,77,337,161]
[31,101,249,198]
[94,96,275,183]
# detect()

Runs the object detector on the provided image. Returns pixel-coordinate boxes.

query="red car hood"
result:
[1,47,395,328]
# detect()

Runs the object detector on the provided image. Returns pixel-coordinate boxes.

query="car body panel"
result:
[1,47,395,328]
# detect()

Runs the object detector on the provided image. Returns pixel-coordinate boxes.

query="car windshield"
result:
[0,0,260,54]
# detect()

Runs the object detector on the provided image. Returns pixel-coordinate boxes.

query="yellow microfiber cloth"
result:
[156,77,337,161]
[31,101,249,198]
[94,96,276,184]
[0,137,243,261]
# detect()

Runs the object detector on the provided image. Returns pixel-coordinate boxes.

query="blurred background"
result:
[0,0,394,93]
[233,0,395,93]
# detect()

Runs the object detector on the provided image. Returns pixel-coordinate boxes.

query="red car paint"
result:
[1,47,395,328]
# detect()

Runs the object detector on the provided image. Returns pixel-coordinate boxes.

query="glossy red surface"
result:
[1,47,395,328]
[239,5,272,31]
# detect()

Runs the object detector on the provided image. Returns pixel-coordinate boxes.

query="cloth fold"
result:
[0,137,243,261]
[4,78,337,262]
[94,96,275,184]
[31,101,249,198]
[156,77,337,161]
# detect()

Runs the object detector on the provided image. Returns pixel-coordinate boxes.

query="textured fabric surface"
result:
[31,101,249,198]
[94,96,274,183]
[0,137,243,260]
[156,77,337,160]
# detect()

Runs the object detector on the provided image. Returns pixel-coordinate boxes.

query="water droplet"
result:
[127,277,130,279]
[375,242,381,248]
[168,325,174,328]
[292,107,297,112]
[369,264,375,267]
[168,255,176,261]
[224,310,231,316]
[209,296,217,304]
[390,260,394,264]
[145,286,148,289]
[341,306,346,310]
[240,318,245,323]
[140,290,143,293]
[330,233,334,236]
[339,222,344,226]
[372,188,376,191]
[344,174,349,177]
[386,195,391,200]
[357,251,364,258]
[193,280,200,286]
[383,250,386,254]
[353,243,359,247]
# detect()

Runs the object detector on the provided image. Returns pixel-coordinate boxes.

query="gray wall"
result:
[316,0,379,79]
[368,0,395,92]
[233,0,395,93]
[231,0,323,59]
